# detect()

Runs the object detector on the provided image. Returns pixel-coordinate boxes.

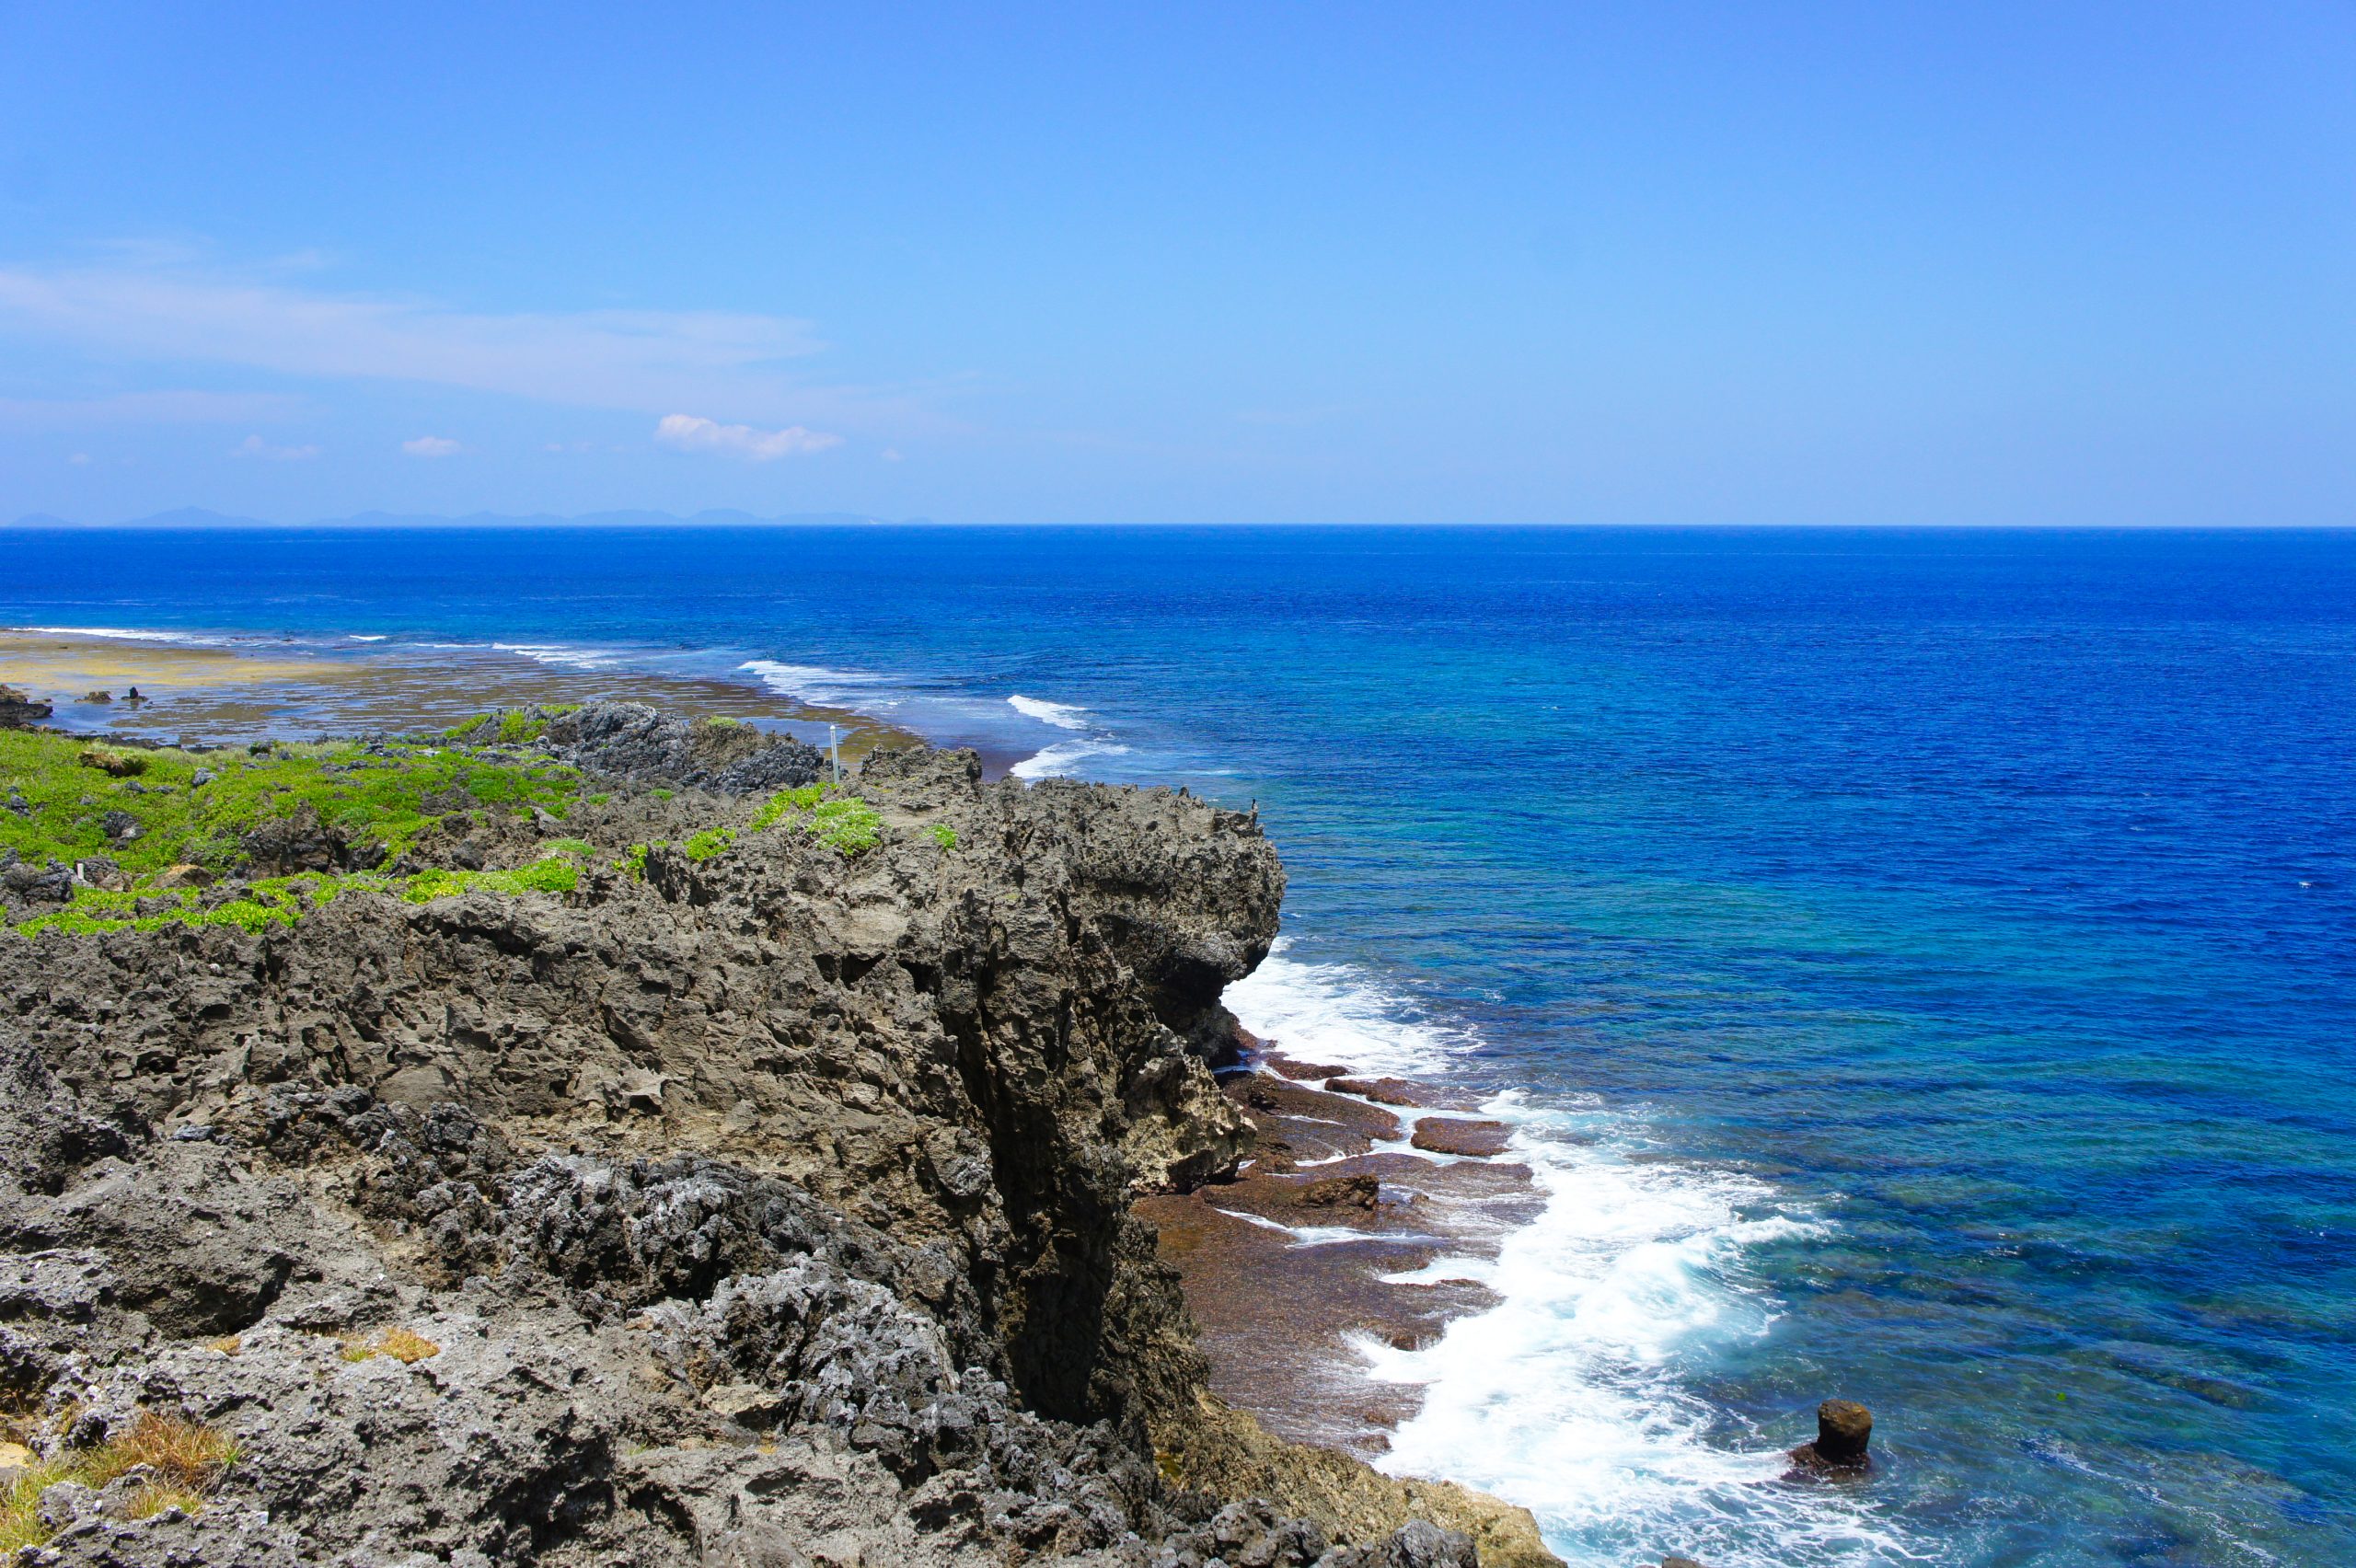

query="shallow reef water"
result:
[7,523,2353,1565]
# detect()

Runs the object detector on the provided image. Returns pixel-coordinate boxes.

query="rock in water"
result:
[0,684,52,729]
[1789,1398,1874,1472]
[1409,1117,1513,1157]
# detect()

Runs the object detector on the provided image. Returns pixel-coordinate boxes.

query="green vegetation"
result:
[444,703,576,743]
[1,1410,237,1549]
[14,858,583,939]
[808,798,884,855]
[928,823,958,849]
[1,729,583,884]
[747,783,826,832]
[3,725,916,939]
[746,783,883,857]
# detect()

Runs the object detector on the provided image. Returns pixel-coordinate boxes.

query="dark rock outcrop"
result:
[0,683,52,729]
[1787,1399,1874,1475]
[237,800,380,875]
[1408,1119,1513,1158]
[527,700,826,794]
[0,734,1550,1564]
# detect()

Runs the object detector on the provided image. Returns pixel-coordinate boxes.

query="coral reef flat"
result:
[0,629,922,761]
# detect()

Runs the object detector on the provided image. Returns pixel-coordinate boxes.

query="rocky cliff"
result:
[0,712,1553,1567]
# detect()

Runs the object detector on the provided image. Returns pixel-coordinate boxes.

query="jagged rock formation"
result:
[524,702,827,794]
[0,724,1554,1566]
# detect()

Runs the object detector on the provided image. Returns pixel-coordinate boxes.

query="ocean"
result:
[7,524,2353,1566]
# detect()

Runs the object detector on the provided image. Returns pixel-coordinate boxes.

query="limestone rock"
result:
[0,731,1558,1566]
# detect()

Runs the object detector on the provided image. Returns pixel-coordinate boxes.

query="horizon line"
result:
[8,511,2355,533]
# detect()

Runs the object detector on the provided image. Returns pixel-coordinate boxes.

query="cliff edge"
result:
[0,709,1555,1566]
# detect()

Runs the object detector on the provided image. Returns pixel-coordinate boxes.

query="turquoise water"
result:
[7,525,2352,1565]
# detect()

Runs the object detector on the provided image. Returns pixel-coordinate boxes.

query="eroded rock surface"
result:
[0,734,1552,1565]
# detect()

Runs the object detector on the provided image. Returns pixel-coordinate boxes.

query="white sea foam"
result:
[1010,738,1131,779]
[493,641,618,670]
[1009,694,1091,730]
[347,634,387,641]
[18,625,200,642]
[739,659,897,707]
[1225,943,1924,1568]
[1223,940,1472,1078]
[1225,1209,1442,1250]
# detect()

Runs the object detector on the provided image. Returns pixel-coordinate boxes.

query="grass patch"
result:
[928,823,958,849]
[808,798,883,855]
[747,785,882,857]
[684,827,734,861]
[121,1483,208,1520]
[3,727,590,938]
[748,783,825,832]
[13,858,582,939]
[0,1410,237,1549]
[1,729,583,885]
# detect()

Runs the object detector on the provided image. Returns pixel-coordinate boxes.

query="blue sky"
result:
[1,1,2350,525]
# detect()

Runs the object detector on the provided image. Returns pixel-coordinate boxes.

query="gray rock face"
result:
[0,738,1484,1565]
[527,701,827,794]
[237,800,378,875]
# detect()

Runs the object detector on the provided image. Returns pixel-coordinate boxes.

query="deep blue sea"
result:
[7,525,2353,1567]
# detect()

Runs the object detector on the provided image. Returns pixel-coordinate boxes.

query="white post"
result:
[829,724,841,785]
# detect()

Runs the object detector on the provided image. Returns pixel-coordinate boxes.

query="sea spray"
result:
[1011,738,1133,778]
[1227,943,1927,1568]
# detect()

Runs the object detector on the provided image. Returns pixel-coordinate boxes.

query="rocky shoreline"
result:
[0,703,1557,1565]
[1138,1044,1547,1461]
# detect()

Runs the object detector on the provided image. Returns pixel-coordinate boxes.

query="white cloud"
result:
[401,435,462,457]
[654,412,841,461]
[0,260,835,421]
[231,432,320,461]
[67,452,89,465]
